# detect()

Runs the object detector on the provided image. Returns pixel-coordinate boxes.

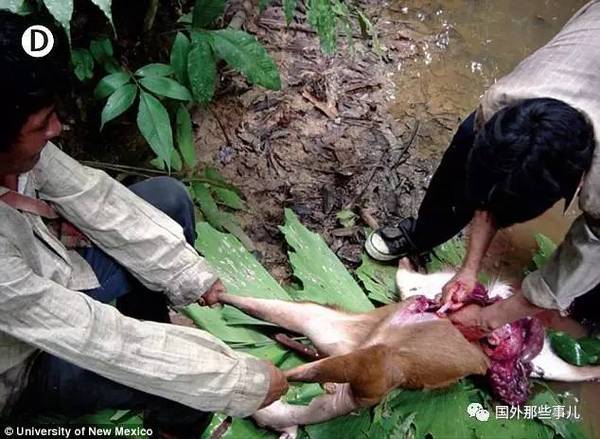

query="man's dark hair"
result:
[0,10,68,151]
[466,98,595,227]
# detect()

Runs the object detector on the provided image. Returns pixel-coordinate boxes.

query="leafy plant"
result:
[548,330,600,366]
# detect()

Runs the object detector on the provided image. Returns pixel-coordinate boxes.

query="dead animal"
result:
[203,262,600,436]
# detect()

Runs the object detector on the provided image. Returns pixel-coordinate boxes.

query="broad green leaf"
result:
[201,414,277,439]
[184,303,273,346]
[139,76,192,100]
[192,0,225,29]
[283,0,297,25]
[136,91,174,170]
[204,167,243,195]
[134,63,174,77]
[90,0,114,29]
[280,209,373,312]
[355,254,397,304]
[194,221,289,301]
[188,33,216,104]
[307,0,337,54]
[100,83,137,130]
[90,37,120,73]
[94,72,131,99]
[548,330,593,366]
[176,105,196,168]
[170,32,191,85]
[4,0,27,13]
[285,383,325,406]
[212,187,245,210]
[579,336,600,363]
[426,236,466,272]
[529,390,588,439]
[170,148,183,172]
[335,209,356,227]
[42,0,73,37]
[71,48,94,81]
[529,233,558,273]
[209,29,281,90]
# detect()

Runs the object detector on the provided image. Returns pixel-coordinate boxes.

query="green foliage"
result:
[307,0,337,54]
[280,208,373,311]
[283,0,297,25]
[192,0,225,29]
[175,105,196,168]
[355,254,397,304]
[41,0,73,40]
[335,208,357,227]
[89,37,120,73]
[134,63,174,77]
[94,72,131,99]
[170,32,191,85]
[100,83,137,130]
[210,29,282,90]
[137,91,174,170]
[426,236,467,272]
[71,48,94,81]
[188,33,217,104]
[527,233,558,274]
[139,76,192,101]
[548,330,600,366]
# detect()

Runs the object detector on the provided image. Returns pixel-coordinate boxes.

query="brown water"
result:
[386,0,599,436]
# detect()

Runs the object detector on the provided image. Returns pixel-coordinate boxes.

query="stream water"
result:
[386,0,598,436]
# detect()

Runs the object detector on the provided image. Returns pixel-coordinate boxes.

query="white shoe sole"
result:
[364,233,401,261]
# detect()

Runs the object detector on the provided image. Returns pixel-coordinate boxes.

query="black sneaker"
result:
[365,218,417,261]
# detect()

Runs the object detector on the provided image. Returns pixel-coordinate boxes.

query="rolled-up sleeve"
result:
[0,237,269,417]
[34,143,217,307]
[522,214,600,311]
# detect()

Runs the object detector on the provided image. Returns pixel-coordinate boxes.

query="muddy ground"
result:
[193,1,459,279]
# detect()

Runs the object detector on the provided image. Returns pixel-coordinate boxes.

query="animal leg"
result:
[285,345,390,406]
[219,294,364,355]
[253,384,359,430]
[396,266,453,301]
[531,337,600,382]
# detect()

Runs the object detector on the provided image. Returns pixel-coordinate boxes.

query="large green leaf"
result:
[213,187,245,210]
[42,0,73,37]
[90,0,114,29]
[280,209,373,312]
[71,48,94,81]
[100,83,137,130]
[209,29,281,90]
[170,32,191,85]
[90,37,120,73]
[134,63,175,77]
[94,72,131,99]
[136,91,174,170]
[139,76,192,101]
[188,33,217,104]
[355,254,398,304]
[192,0,225,29]
[528,233,558,274]
[307,0,337,54]
[176,105,196,168]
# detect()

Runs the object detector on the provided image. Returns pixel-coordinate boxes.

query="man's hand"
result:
[438,270,477,313]
[447,303,493,341]
[259,361,289,408]
[199,279,226,306]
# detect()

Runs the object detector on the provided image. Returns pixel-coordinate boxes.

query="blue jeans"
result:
[16,177,210,437]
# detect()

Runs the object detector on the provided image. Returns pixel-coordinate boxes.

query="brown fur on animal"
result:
[214,293,489,430]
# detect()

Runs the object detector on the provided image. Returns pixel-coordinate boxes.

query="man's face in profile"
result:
[0,105,62,175]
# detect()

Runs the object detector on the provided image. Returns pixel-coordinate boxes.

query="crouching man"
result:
[0,11,287,437]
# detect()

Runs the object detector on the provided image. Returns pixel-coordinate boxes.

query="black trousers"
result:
[410,113,599,327]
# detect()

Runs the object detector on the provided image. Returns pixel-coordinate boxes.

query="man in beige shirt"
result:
[0,11,287,437]
[366,1,600,337]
